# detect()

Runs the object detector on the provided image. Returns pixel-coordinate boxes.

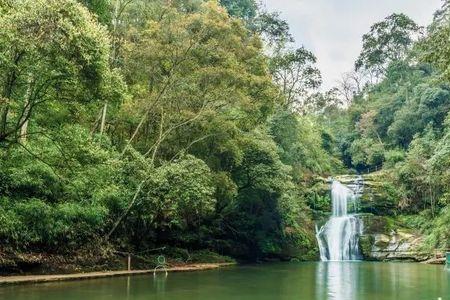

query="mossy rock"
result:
[372,234,391,249]
[333,173,400,216]
[358,183,399,215]
[356,218,430,262]
[358,214,393,235]
[334,175,358,185]
[359,235,375,259]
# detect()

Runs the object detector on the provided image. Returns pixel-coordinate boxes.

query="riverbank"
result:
[0,247,237,277]
[0,262,236,286]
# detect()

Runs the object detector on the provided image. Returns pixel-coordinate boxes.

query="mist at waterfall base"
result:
[316,180,363,261]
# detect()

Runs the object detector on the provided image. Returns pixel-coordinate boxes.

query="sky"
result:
[261,0,443,90]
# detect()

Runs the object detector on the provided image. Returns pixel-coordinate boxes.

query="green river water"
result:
[0,262,448,300]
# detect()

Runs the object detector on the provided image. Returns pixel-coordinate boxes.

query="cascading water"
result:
[316,178,363,261]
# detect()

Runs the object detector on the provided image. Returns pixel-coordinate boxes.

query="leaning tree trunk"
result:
[18,74,33,143]
[100,102,108,135]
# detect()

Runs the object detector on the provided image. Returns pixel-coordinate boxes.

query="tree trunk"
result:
[0,104,9,138]
[18,74,33,143]
[106,180,145,240]
[100,102,108,135]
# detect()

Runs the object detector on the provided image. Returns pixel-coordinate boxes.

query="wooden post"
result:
[127,254,131,271]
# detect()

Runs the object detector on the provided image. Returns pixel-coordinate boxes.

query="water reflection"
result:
[0,262,447,300]
[153,273,168,295]
[316,262,358,300]
[126,276,130,300]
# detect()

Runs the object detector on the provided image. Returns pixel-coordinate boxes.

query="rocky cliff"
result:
[313,173,442,263]
[358,214,429,262]
[331,174,433,262]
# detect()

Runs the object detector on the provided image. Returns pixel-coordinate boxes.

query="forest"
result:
[0,0,448,271]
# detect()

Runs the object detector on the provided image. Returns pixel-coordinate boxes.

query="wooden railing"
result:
[360,164,383,175]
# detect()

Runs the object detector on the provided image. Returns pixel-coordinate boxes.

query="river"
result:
[0,262,448,300]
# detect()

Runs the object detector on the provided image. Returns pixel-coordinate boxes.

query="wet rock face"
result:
[334,173,400,216]
[313,174,432,262]
[358,215,429,262]
[367,232,428,261]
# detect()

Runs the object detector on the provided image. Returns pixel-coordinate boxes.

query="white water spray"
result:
[316,179,363,261]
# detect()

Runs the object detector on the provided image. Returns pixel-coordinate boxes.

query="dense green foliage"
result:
[219,0,257,20]
[0,0,448,266]
[0,0,338,262]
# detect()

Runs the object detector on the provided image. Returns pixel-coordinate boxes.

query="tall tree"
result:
[269,47,322,110]
[119,1,277,161]
[355,13,420,78]
[253,11,293,51]
[0,0,120,145]
[419,0,450,80]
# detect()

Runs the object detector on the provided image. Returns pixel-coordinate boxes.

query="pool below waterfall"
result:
[1,262,448,300]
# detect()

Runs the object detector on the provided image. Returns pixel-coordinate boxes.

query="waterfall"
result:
[316,178,363,261]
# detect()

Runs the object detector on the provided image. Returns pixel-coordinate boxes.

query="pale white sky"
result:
[262,0,443,90]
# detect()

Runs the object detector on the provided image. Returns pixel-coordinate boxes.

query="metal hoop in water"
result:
[153,265,168,276]
[153,255,168,276]
[157,255,166,265]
